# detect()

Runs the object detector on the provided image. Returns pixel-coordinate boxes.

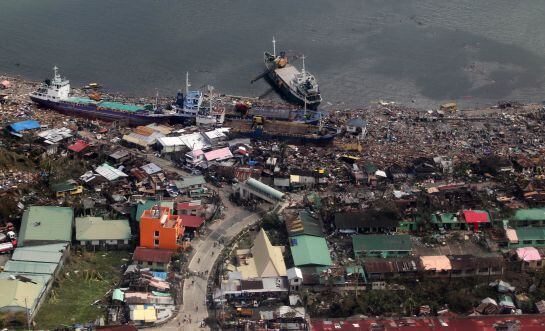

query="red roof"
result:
[463,210,490,223]
[181,215,205,228]
[133,247,173,263]
[68,140,90,153]
[176,202,204,211]
[312,315,545,331]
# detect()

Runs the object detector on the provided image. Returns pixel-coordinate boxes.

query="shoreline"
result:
[2,71,541,112]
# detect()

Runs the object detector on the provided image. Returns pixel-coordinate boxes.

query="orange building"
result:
[140,205,185,250]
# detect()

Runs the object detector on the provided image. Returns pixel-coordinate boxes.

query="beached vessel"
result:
[30,67,176,126]
[254,37,322,109]
[226,116,335,144]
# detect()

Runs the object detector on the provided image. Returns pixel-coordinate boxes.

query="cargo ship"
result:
[226,116,336,144]
[29,67,178,126]
[253,38,322,109]
[30,67,225,127]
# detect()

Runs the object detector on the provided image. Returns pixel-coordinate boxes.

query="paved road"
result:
[137,152,262,330]
[149,209,261,331]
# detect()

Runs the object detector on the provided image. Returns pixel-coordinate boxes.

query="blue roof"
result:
[10,120,40,132]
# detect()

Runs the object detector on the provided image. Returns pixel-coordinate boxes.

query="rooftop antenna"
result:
[272,36,276,57]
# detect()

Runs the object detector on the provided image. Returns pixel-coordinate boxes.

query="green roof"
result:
[352,234,412,252]
[431,213,459,224]
[4,260,58,275]
[514,209,545,222]
[174,175,207,189]
[112,288,124,302]
[19,206,73,246]
[515,227,545,241]
[290,235,332,267]
[98,101,145,112]
[135,200,174,222]
[247,178,285,200]
[75,216,131,241]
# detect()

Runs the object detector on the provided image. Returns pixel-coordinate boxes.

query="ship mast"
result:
[185,72,190,96]
[272,36,276,57]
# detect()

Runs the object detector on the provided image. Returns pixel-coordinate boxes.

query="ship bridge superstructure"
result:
[30,66,71,102]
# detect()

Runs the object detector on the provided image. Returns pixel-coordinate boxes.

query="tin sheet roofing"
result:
[514,208,545,221]
[95,163,128,181]
[0,279,45,311]
[463,210,490,223]
[290,235,332,267]
[133,247,173,263]
[19,206,73,245]
[4,260,58,275]
[352,234,412,252]
[75,216,131,241]
[68,139,90,153]
[204,147,233,161]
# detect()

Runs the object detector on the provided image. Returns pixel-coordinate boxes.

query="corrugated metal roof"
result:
[352,234,412,253]
[12,249,63,264]
[141,163,162,175]
[133,247,173,263]
[515,227,545,241]
[4,260,58,275]
[95,163,128,181]
[19,206,73,245]
[290,235,332,267]
[174,175,206,189]
[204,147,233,161]
[514,208,545,221]
[0,279,45,311]
[246,178,285,200]
[75,216,131,241]
[67,139,90,153]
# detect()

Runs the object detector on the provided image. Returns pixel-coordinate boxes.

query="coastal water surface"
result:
[1,0,545,108]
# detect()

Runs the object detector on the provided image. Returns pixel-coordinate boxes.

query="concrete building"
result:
[139,206,185,250]
[352,234,412,258]
[75,216,131,249]
[132,247,173,271]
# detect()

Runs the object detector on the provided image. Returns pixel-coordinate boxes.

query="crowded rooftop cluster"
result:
[3,75,545,330]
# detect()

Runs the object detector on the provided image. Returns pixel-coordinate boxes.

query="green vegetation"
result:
[34,251,130,329]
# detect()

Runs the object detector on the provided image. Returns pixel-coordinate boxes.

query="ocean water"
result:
[1,0,544,109]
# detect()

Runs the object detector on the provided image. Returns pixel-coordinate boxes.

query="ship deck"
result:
[227,120,319,135]
[63,97,146,112]
[275,65,299,85]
